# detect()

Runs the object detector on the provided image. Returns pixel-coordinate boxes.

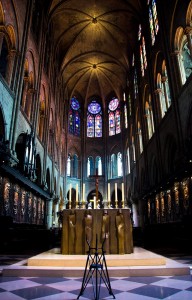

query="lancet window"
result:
[108,97,121,136]
[68,97,80,136]
[67,154,71,176]
[140,36,147,77]
[127,147,131,174]
[138,122,143,154]
[123,93,128,128]
[67,154,79,178]
[87,156,102,177]
[87,100,102,137]
[110,152,122,178]
[145,95,154,140]
[148,0,159,46]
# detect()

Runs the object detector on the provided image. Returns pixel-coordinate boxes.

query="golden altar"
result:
[61,209,133,255]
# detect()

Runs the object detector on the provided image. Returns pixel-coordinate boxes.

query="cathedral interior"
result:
[0,0,192,258]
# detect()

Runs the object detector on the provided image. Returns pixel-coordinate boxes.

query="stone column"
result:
[5,49,16,86]
[0,31,5,55]
[21,76,29,108]
[25,88,35,120]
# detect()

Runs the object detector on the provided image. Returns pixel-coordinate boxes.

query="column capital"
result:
[184,26,192,35]
[161,76,167,83]
[154,88,162,95]
[170,50,180,57]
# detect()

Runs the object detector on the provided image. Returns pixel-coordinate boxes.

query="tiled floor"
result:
[0,274,192,299]
[0,254,192,299]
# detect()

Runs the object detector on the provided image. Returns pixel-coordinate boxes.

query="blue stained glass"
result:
[71,97,80,110]
[88,101,101,114]
[87,114,94,137]
[68,99,80,136]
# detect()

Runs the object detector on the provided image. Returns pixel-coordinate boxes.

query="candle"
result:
[69,184,72,202]
[69,184,72,209]
[122,182,124,208]
[82,183,85,201]
[76,184,78,204]
[115,183,118,202]
[108,183,110,201]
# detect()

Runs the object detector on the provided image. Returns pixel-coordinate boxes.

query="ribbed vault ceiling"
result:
[48,0,143,104]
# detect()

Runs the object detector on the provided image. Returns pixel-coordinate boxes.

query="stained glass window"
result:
[108,98,121,136]
[138,123,143,154]
[87,157,94,177]
[138,24,142,41]
[96,156,102,175]
[134,70,138,99]
[68,97,80,136]
[115,110,121,134]
[140,37,147,77]
[67,154,71,176]
[109,97,119,111]
[88,101,101,114]
[124,104,128,128]
[123,92,128,128]
[95,114,102,137]
[127,147,130,174]
[140,45,144,77]
[128,93,132,116]
[87,114,94,137]
[117,152,123,176]
[87,100,102,137]
[145,98,154,140]
[132,53,135,66]
[148,0,159,45]
[71,97,80,110]
[109,112,115,136]
[142,37,147,69]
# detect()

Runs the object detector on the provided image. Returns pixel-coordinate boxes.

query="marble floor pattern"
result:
[0,254,192,300]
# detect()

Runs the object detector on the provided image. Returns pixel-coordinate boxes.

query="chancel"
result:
[61,167,133,255]
[0,0,192,287]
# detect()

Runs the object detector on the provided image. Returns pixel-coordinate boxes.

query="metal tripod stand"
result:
[77,235,115,300]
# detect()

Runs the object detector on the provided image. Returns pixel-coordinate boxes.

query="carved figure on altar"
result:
[115,209,125,254]
[68,210,76,254]
[101,210,110,253]
[84,210,93,251]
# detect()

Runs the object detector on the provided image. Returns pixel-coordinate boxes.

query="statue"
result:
[68,210,76,254]
[84,210,93,251]
[101,210,110,253]
[115,209,125,254]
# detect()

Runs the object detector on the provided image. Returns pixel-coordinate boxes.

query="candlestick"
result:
[82,183,85,201]
[76,184,78,208]
[82,183,85,209]
[115,182,118,208]
[122,182,124,208]
[108,183,111,208]
[69,184,72,209]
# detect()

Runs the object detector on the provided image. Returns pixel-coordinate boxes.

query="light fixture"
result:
[92,17,97,24]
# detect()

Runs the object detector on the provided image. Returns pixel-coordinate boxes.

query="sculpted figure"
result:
[68,210,76,254]
[101,210,110,253]
[84,210,93,249]
[115,209,125,254]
